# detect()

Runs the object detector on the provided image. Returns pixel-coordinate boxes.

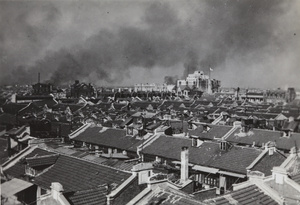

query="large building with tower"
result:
[177,71,221,96]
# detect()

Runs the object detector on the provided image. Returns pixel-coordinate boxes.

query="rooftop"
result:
[226,128,300,151]
[204,184,277,205]
[73,126,142,151]
[34,154,132,192]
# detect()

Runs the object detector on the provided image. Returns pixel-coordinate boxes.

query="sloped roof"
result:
[4,148,54,178]
[142,135,262,174]
[52,103,84,113]
[188,125,232,140]
[1,178,34,198]
[32,98,58,108]
[282,120,299,131]
[204,184,277,205]
[251,151,286,176]
[1,103,28,115]
[226,128,300,151]
[73,127,142,151]
[64,187,107,205]
[33,155,131,192]
[131,101,160,110]
[159,100,193,110]
[101,158,138,171]
[0,113,17,125]
[26,154,59,168]
[208,146,262,174]
[144,187,204,205]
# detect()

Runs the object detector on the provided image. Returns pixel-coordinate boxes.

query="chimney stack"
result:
[272,167,287,185]
[50,182,64,200]
[38,73,40,84]
[181,146,189,182]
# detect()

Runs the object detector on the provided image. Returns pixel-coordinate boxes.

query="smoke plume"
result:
[0,0,299,88]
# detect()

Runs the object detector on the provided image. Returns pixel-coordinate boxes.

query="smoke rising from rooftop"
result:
[0,0,299,88]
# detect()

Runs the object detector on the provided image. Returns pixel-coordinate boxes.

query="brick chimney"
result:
[181,146,189,182]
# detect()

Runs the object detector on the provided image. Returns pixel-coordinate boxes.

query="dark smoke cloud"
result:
[164,75,178,85]
[0,0,299,88]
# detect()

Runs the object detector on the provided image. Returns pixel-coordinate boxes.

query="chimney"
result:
[108,148,112,157]
[265,141,276,155]
[50,182,64,200]
[272,167,287,185]
[181,146,189,182]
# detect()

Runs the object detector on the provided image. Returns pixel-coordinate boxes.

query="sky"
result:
[0,0,299,89]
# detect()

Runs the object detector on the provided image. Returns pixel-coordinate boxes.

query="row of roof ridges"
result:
[201,140,265,151]
[248,127,300,135]
[37,144,132,174]
[1,145,37,169]
[154,135,264,152]
[192,122,234,128]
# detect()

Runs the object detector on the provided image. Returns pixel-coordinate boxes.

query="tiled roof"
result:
[0,113,17,125]
[18,103,43,115]
[4,148,54,178]
[94,102,112,110]
[112,103,127,111]
[142,135,262,174]
[52,103,84,113]
[204,184,278,205]
[6,125,27,135]
[33,155,131,192]
[101,158,138,171]
[291,173,300,185]
[142,135,191,161]
[169,120,189,133]
[73,127,142,151]
[131,101,160,110]
[144,187,203,205]
[226,128,300,151]
[192,100,219,108]
[26,154,59,168]
[208,146,262,174]
[282,121,299,131]
[1,103,28,115]
[251,151,286,176]
[32,98,58,108]
[188,125,232,140]
[159,101,193,110]
[64,187,107,205]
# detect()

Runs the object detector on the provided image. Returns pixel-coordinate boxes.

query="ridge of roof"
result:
[39,145,132,174]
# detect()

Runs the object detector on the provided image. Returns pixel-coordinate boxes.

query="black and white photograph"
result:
[0,0,300,204]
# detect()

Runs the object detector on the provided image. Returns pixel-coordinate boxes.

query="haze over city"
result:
[0,0,299,88]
